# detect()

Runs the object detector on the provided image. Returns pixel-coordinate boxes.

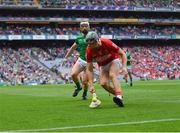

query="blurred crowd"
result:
[0,0,37,6]
[0,0,179,8]
[0,47,63,85]
[40,0,180,8]
[0,44,179,85]
[130,45,180,80]
[0,24,179,36]
[0,0,179,86]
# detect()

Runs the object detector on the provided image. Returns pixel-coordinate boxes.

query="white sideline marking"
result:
[9,118,180,132]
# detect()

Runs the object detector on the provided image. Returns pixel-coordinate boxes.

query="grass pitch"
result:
[0,80,180,132]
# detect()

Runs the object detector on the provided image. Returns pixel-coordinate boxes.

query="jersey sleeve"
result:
[86,48,93,63]
[102,38,119,53]
[75,37,78,44]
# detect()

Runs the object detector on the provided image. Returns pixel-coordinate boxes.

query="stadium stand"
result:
[40,0,180,8]
[0,42,179,86]
[0,0,38,7]
[0,24,179,36]
[130,45,179,80]
[0,0,180,8]
[0,0,179,85]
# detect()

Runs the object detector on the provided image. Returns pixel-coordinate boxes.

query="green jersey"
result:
[75,33,87,61]
[126,51,132,66]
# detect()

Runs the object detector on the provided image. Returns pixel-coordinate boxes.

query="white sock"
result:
[116,95,122,99]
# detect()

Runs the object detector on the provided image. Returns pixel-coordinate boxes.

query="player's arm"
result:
[86,62,95,93]
[118,48,128,74]
[86,48,96,93]
[62,42,77,65]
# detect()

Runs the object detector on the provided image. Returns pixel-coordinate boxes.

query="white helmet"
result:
[85,31,99,43]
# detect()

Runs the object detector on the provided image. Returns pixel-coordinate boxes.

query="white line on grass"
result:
[9,118,180,132]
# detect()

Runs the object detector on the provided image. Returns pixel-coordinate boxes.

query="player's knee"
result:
[71,72,78,79]
[82,81,88,86]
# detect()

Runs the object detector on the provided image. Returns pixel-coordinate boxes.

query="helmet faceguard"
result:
[85,31,99,44]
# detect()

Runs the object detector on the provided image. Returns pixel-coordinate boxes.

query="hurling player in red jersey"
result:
[86,31,127,108]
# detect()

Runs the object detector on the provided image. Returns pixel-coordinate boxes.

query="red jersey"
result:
[86,38,120,66]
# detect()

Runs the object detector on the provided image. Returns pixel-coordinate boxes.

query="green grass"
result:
[0,80,180,132]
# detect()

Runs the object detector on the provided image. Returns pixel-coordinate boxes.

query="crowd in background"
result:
[0,47,63,85]
[0,0,179,85]
[0,24,179,36]
[0,44,179,85]
[0,0,37,6]
[129,45,179,80]
[0,0,179,8]
[40,0,180,8]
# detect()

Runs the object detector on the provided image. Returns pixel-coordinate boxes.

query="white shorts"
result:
[127,65,132,70]
[76,57,87,70]
[100,58,122,72]
[127,65,132,72]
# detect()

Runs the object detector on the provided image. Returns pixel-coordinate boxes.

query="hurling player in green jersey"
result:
[124,49,134,86]
[62,21,90,100]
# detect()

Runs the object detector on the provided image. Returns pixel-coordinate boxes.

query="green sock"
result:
[83,87,88,93]
[75,81,82,90]
[125,79,128,83]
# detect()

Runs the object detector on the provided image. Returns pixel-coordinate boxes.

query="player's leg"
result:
[79,71,88,100]
[99,68,115,95]
[128,71,133,86]
[109,59,124,107]
[71,61,84,97]
[127,66,133,86]
[124,73,129,86]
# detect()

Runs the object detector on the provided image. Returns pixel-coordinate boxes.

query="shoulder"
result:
[76,33,84,40]
[100,38,114,47]
[75,34,85,44]
[100,38,112,43]
[100,38,115,48]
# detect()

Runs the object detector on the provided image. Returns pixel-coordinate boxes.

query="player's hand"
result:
[89,85,96,93]
[62,58,67,66]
